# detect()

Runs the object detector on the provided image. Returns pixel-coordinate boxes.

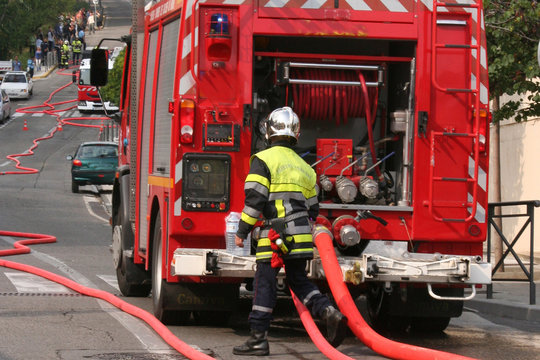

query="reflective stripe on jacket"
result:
[237,144,318,262]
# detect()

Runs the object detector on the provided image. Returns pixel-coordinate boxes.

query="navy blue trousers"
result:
[249,259,332,332]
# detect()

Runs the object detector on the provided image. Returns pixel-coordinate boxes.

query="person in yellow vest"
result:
[233,107,348,356]
[71,36,83,65]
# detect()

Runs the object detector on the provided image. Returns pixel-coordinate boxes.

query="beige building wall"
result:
[489,116,540,258]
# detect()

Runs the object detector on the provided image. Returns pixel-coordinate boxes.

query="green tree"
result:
[100,47,125,107]
[485,0,540,122]
[0,0,86,60]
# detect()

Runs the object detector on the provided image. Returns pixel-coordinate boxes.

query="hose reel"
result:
[277,61,384,123]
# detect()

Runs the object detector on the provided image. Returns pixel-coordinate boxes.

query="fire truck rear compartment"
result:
[252,36,416,210]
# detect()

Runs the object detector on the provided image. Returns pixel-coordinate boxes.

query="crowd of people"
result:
[26,7,105,74]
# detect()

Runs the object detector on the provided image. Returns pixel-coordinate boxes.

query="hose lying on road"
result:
[0,230,214,360]
[291,289,355,360]
[313,225,478,360]
[1,66,108,175]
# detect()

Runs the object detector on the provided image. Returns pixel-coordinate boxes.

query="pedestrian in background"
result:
[12,56,21,71]
[27,58,35,78]
[35,47,42,72]
[48,27,55,51]
[233,107,348,356]
[41,40,48,68]
[88,12,95,34]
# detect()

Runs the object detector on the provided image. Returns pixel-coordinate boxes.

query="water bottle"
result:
[225,212,241,254]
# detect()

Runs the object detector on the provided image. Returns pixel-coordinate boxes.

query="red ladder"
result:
[429,0,483,222]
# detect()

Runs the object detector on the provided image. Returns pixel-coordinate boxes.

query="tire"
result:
[113,195,151,297]
[151,213,190,324]
[366,285,409,333]
[71,180,79,193]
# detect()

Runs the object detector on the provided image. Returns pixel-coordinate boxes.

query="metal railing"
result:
[98,119,119,142]
[487,200,539,305]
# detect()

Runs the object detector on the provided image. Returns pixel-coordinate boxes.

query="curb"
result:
[32,65,58,80]
[466,298,540,322]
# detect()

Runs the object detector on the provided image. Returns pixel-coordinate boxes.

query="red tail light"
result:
[180,99,195,144]
[73,159,82,167]
[474,108,490,153]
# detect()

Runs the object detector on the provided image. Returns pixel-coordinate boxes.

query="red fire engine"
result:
[78,57,119,112]
[91,0,492,330]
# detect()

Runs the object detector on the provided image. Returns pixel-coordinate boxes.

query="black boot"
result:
[233,329,270,356]
[322,306,348,347]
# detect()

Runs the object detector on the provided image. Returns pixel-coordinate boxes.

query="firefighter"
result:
[60,40,70,69]
[233,107,348,356]
[71,36,82,65]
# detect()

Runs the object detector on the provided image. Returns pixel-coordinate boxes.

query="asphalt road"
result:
[0,1,539,359]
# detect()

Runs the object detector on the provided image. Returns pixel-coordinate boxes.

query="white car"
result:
[0,89,11,122]
[0,71,33,99]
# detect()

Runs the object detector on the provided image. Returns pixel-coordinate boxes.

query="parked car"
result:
[67,141,118,193]
[0,71,33,99]
[0,89,11,122]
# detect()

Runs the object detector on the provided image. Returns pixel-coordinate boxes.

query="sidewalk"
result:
[466,259,540,323]
[32,64,57,80]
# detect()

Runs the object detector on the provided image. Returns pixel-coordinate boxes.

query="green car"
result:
[67,141,118,193]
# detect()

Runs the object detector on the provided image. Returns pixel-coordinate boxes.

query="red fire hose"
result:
[0,230,214,360]
[313,226,478,360]
[1,67,109,175]
[291,289,355,360]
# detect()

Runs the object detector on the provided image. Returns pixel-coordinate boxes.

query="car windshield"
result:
[79,68,91,85]
[78,145,118,159]
[4,74,27,83]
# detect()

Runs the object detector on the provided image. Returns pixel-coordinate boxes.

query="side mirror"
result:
[110,110,123,124]
[66,155,73,161]
[90,48,109,86]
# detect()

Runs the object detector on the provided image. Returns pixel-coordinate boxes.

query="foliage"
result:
[0,0,86,60]
[100,47,125,107]
[484,0,540,122]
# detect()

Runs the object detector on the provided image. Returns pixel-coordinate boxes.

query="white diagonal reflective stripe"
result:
[224,0,247,4]
[176,160,182,184]
[380,0,408,12]
[419,0,433,11]
[264,0,290,7]
[469,156,486,191]
[179,70,196,95]
[182,33,191,60]
[345,0,371,11]
[302,0,325,8]
[175,198,182,216]
[468,193,486,223]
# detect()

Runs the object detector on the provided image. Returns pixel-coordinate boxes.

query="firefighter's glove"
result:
[268,229,284,269]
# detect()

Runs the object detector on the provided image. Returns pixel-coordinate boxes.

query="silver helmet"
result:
[264,106,300,144]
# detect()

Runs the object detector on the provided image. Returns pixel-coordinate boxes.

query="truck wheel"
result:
[366,285,409,333]
[113,200,151,297]
[151,213,190,324]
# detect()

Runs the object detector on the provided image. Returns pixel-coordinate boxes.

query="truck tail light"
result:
[474,108,490,153]
[73,159,82,167]
[180,99,195,144]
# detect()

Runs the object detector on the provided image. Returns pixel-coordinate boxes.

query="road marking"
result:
[31,112,44,117]
[0,235,168,350]
[83,195,109,223]
[5,272,74,293]
[97,274,120,292]
[12,112,24,118]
